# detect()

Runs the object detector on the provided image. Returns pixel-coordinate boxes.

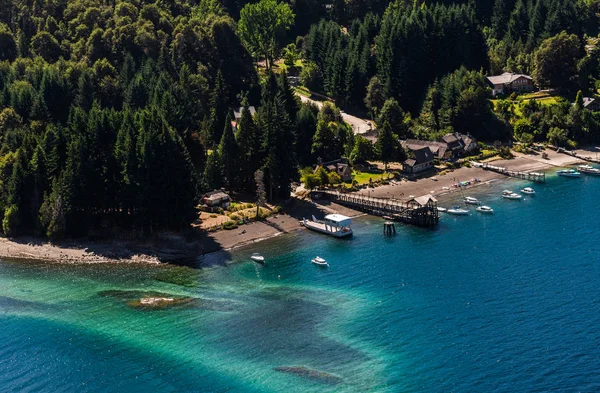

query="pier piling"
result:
[384,222,396,235]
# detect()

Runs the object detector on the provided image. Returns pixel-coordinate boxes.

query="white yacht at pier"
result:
[303,214,353,238]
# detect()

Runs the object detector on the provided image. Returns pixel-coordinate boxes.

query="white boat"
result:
[311,256,328,266]
[476,206,494,214]
[437,207,448,213]
[464,196,480,205]
[520,187,536,195]
[557,169,581,177]
[447,206,469,215]
[577,165,600,176]
[303,214,353,238]
[250,253,265,263]
[502,190,522,200]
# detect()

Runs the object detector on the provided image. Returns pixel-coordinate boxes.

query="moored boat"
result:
[502,190,522,200]
[476,205,494,214]
[447,206,469,215]
[577,165,600,176]
[250,253,265,263]
[311,256,328,266]
[557,169,581,177]
[464,196,480,205]
[303,214,353,238]
[437,207,448,213]
[520,187,535,195]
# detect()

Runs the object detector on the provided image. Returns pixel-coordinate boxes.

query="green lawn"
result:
[350,171,392,185]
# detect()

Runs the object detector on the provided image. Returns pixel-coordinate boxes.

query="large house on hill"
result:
[486,73,534,96]
[403,133,477,160]
[403,139,450,159]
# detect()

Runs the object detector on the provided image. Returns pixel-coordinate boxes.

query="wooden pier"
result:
[320,191,439,227]
[471,161,545,183]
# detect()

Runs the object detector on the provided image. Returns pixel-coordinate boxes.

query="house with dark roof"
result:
[441,134,465,153]
[315,158,352,182]
[439,133,478,156]
[486,73,534,96]
[402,147,434,174]
[403,139,450,159]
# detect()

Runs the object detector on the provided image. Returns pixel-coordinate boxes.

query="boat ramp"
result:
[554,147,600,165]
[471,162,545,183]
[318,191,439,227]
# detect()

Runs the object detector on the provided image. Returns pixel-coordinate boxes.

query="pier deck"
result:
[471,161,545,183]
[319,191,439,227]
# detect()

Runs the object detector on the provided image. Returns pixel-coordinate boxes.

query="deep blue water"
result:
[1,174,600,392]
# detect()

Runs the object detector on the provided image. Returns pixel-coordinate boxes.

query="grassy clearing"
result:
[351,171,391,185]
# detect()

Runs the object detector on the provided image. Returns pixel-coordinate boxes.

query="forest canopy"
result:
[0,0,599,238]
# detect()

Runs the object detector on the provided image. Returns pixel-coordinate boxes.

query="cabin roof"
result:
[409,194,437,207]
[486,72,532,85]
[324,214,352,224]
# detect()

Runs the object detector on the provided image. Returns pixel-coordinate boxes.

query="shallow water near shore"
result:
[2,173,600,392]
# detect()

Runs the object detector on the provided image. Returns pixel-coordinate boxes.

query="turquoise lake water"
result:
[2,174,600,392]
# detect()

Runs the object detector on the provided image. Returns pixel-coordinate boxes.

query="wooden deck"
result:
[471,161,546,183]
[319,191,439,227]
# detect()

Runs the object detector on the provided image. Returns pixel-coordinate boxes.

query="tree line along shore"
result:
[0,0,599,246]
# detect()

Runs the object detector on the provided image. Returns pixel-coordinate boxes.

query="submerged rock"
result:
[273,366,343,384]
[127,296,194,310]
[99,289,195,310]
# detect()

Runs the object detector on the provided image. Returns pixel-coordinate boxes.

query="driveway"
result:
[297,94,372,135]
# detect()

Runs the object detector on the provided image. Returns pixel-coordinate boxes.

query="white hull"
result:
[557,170,581,177]
[447,210,469,215]
[303,221,353,238]
[580,169,600,176]
[476,207,494,214]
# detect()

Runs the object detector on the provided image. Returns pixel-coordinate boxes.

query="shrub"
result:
[222,221,238,230]
[245,203,254,209]
[209,214,217,218]
[230,214,239,221]
[498,146,514,159]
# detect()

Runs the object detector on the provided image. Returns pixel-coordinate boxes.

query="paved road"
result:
[297,94,372,135]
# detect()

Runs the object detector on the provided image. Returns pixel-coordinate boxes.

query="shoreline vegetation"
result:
[0,147,591,266]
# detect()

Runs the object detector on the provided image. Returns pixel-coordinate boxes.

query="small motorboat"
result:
[447,206,469,215]
[311,256,328,266]
[437,207,448,213]
[520,187,536,195]
[577,165,600,176]
[557,169,581,177]
[476,205,494,214]
[464,196,480,205]
[250,253,265,264]
[502,190,522,200]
